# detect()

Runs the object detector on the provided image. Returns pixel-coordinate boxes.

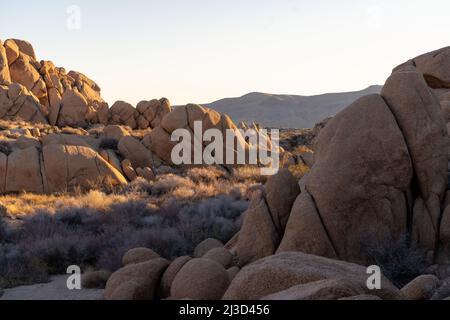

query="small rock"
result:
[82,270,111,289]
[122,247,160,266]
[159,256,192,299]
[203,247,233,268]
[194,238,224,258]
[401,275,440,300]
[171,258,230,300]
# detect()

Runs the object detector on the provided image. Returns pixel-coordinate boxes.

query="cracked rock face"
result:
[235,48,450,266]
[0,134,128,195]
[0,83,47,123]
[279,94,414,264]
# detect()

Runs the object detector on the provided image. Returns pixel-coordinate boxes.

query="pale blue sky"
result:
[1,0,450,105]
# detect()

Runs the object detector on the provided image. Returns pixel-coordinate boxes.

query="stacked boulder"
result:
[0,39,108,127]
[0,38,278,194]
[0,38,173,130]
[109,99,172,130]
[0,100,267,194]
[141,104,249,165]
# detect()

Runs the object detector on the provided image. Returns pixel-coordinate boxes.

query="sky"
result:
[1,0,450,106]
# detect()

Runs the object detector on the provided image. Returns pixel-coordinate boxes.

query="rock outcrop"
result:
[142,104,249,165]
[223,46,450,279]
[0,38,109,126]
[0,39,275,194]
[0,38,172,130]
[5,39,450,301]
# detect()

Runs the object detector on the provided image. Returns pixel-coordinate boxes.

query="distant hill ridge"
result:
[201,85,382,129]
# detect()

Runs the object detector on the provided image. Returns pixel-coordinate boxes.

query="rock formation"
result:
[4,39,450,300]
[0,39,274,194]
[0,38,175,130]
[102,45,450,300]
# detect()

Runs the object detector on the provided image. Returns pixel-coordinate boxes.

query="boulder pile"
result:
[0,39,277,193]
[0,38,174,129]
[101,46,450,300]
[228,47,450,269]
[4,39,450,300]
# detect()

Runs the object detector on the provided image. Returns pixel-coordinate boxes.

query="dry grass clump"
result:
[288,163,310,180]
[186,166,227,183]
[0,190,131,218]
[291,145,313,155]
[151,174,196,196]
[123,166,262,203]
[231,166,268,184]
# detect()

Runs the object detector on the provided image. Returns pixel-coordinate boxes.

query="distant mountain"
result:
[202,85,382,129]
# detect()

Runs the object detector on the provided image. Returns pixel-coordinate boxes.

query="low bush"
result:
[363,234,429,288]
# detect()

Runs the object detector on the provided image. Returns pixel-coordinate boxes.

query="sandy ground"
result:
[0,275,104,300]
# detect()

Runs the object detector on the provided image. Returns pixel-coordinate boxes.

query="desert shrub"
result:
[0,245,50,288]
[99,138,118,150]
[231,166,267,184]
[0,190,248,288]
[363,234,429,288]
[291,145,313,156]
[288,163,310,180]
[121,177,153,195]
[0,141,11,156]
[177,194,247,245]
[186,167,227,184]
